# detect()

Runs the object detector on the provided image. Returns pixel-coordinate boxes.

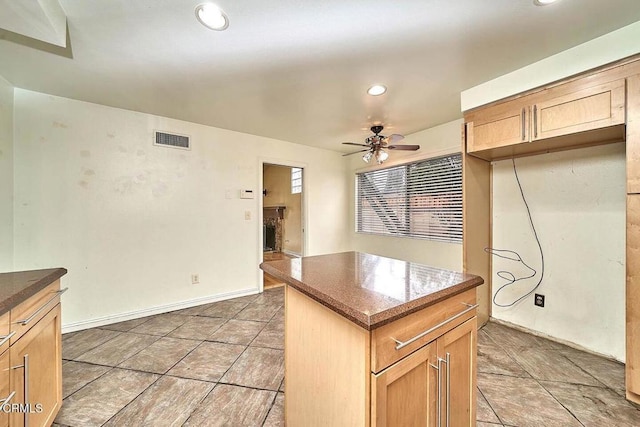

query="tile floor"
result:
[55,287,640,426]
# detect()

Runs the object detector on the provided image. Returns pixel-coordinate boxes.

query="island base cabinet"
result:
[372,318,477,427]
[9,304,62,427]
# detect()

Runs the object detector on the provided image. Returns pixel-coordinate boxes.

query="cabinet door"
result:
[9,304,62,427]
[437,318,476,427]
[467,104,529,153]
[532,79,625,141]
[628,75,640,194]
[627,195,640,402]
[371,342,438,427]
[0,349,10,427]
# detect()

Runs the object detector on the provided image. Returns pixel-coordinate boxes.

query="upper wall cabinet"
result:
[466,78,627,161]
[628,74,640,194]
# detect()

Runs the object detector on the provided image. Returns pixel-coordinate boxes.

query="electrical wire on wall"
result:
[486,158,545,308]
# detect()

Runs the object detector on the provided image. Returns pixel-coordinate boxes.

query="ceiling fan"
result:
[342,125,420,164]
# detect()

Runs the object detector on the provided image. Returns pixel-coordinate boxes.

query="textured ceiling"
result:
[1,0,640,151]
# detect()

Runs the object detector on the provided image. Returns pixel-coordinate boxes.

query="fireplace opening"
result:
[264,224,276,251]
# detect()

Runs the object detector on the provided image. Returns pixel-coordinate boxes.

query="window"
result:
[356,153,462,243]
[291,167,302,194]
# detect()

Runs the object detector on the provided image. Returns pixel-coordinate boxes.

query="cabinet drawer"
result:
[371,289,476,373]
[10,280,62,344]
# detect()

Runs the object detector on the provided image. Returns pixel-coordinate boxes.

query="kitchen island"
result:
[260,251,483,427]
[0,268,67,427]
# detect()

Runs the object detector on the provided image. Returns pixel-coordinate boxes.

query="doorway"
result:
[262,163,304,289]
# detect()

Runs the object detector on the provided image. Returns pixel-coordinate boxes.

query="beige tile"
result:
[263,392,284,427]
[250,320,284,349]
[253,288,284,306]
[167,341,245,382]
[118,337,201,374]
[222,347,284,390]
[208,319,265,345]
[167,316,227,340]
[184,384,275,427]
[482,322,560,351]
[128,313,192,336]
[228,294,260,304]
[200,300,249,318]
[542,381,640,426]
[477,388,501,424]
[169,303,215,316]
[477,330,530,378]
[478,372,582,427]
[55,368,158,427]
[99,317,151,332]
[104,376,213,427]
[76,332,160,366]
[234,302,281,322]
[62,328,121,360]
[62,361,111,398]
[476,423,503,427]
[508,347,601,386]
[559,346,626,394]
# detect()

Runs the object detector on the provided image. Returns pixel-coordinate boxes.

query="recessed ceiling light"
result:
[195,3,229,31]
[367,85,387,96]
[534,0,558,5]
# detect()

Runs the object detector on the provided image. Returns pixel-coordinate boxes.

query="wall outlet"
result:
[245,211,251,220]
[191,274,200,284]
[534,293,545,307]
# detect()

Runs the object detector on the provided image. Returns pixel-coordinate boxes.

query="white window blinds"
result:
[356,153,462,243]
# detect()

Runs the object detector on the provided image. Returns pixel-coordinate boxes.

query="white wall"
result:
[349,119,463,271]
[0,76,13,272]
[13,89,350,330]
[492,143,626,361]
[461,20,640,111]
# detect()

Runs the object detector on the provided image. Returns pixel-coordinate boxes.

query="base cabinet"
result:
[9,304,62,427]
[285,285,478,426]
[372,318,476,427]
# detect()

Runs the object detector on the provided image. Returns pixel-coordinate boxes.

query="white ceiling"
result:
[1,0,640,151]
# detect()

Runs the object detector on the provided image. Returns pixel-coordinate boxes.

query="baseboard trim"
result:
[61,287,260,334]
[282,249,301,258]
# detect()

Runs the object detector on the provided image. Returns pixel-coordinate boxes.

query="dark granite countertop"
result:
[0,268,67,316]
[260,251,483,330]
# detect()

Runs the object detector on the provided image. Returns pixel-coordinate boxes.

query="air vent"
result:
[154,131,190,150]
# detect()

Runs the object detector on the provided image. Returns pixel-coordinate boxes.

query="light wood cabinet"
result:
[371,318,476,427]
[627,195,640,402]
[0,349,10,427]
[628,75,640,194]
[463,56,640,404]
[9,304,62,427]
[466,77,626,161]
[285,285,477,426]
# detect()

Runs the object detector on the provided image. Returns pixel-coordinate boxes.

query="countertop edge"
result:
[0,268,68,316]
[261,261,483,331]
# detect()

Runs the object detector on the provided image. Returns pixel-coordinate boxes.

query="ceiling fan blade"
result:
[388,144,420,151]
[342,142,369,147]
[385,134,405,144]
[342,149,370,156]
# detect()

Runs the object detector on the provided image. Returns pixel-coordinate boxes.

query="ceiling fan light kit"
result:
[343,125,420,165]
[195,3,229,30]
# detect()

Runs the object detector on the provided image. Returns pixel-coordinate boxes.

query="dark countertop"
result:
[260,251,483,330]
[0,268,67,316]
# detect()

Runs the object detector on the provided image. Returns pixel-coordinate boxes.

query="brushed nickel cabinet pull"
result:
[433,358,444,427]
[392,303,478,350]
[445,352,451,427]
[533,105,538,139]
[14,288,68,326]
[521,108,526,141]
[0,331,16,347]
[0,390,15,404]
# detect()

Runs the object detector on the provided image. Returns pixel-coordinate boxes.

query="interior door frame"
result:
[257,158,308,292]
